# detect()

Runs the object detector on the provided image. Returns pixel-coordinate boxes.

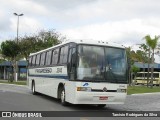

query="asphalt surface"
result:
[0,83,160,120]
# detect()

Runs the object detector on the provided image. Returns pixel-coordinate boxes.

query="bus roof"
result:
[29,39,125,56]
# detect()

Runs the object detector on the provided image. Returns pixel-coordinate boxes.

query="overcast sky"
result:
[0,0,160,62]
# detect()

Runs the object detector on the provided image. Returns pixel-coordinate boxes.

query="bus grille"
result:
[91,89,117,92]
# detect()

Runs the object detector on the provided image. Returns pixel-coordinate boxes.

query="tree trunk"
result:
[150,51,154,89]
[147,48,150,87]
[13,57,18,82]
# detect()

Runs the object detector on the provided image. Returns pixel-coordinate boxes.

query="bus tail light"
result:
[77,87,91,92]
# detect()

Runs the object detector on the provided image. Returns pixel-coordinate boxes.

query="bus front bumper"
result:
[73,91,127,104]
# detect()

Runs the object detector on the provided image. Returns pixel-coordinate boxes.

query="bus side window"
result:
[59,45,69,64]
[35,54,40,66]
[40,52,46,66]
[46,50,52,65]
[63,45,69,63]
[29,57,32,67]
[52,48,59,65]
[32,55,36,66]
[59,46,65,64]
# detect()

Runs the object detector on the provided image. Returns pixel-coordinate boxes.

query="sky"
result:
[0,0,160,62]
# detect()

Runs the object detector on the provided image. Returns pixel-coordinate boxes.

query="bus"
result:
[134,72,160,86]
[28,39,128,107]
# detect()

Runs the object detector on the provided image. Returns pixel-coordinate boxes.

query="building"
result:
[134,62,160,72]
[0,60,27,80]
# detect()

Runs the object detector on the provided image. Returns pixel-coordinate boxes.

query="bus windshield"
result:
[77,45,127,83]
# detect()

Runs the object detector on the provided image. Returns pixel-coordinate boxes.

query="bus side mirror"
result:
[68,53,77,80]
[71,54,76,67]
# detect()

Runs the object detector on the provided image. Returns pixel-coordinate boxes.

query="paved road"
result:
[0,84,160,120]
[0,84,160,111]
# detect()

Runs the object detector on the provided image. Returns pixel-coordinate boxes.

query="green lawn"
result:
[127,86,160,95]
[0,80,27,85]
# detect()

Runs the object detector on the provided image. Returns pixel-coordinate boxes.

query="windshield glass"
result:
[77,45,127,83]
[105,47,127,83]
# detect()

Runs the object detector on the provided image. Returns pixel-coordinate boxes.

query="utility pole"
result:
[13,13,24,81]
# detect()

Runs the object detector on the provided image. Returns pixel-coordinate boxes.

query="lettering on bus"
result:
[56,68,62,73]
[35,68,52,73]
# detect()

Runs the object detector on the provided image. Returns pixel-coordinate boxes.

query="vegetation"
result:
[1,40,21,81]
[143,35,160,88]
[127,86,160,95]
[126,34,160,87]
[131,65,140,80]
[19,30,64,61]
[0,29,65,81]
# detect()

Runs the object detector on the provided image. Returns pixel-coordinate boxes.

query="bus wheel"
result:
[60,88,67,106]
[32,82,37,95]
[97,104,106,108]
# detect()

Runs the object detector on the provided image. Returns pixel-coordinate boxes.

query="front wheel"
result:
[60,88,67,106]
[97,104,106,108]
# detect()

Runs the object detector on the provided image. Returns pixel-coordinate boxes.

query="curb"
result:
[0,83,28,87]
[131,92,160,96]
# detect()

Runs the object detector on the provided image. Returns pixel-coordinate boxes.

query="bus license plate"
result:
[99,96,108,100]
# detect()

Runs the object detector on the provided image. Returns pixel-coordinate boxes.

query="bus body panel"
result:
[65,82,127,104]
[29,75,127,104]
[29,66,68,98]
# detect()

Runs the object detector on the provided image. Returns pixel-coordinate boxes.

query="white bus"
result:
[28,39,128,107]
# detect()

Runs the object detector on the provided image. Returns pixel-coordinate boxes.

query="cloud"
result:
[1,0,160,45]
[35,0,160,27]
[2,0,49,16]
[61,18,160,46]
[37,0,96,10]
[10,17,44,35]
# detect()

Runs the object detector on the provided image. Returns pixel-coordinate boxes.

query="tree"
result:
[144,35,160,88]
[139,43,151,87]
[1,40,20,81]
[0,29,65,81]
[131,65,140,84]
[36,29,63,49]
[126,46,151,86]
[19,36,36,61]
[19,29,63,62]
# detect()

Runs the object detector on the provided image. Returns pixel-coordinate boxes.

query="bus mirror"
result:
[71,53,76,66]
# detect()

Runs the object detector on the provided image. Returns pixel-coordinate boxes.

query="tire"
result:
[60,87,67,106]
[97,104,106,108]
[32,82,37,95]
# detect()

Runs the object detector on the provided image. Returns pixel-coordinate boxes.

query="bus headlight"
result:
[77,87,91,92]
[117,88,126,93]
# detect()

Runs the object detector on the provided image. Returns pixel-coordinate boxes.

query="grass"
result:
[127,86,160,95]
[0,80,27,85]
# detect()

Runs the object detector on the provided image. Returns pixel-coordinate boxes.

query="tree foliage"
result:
[126,47,149,64]
[131,65,140,73]
[1,40,20,60]
[144,35,160,51]
[19,29,63,60]
[0,40,21,81]
[143,35,160,88]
